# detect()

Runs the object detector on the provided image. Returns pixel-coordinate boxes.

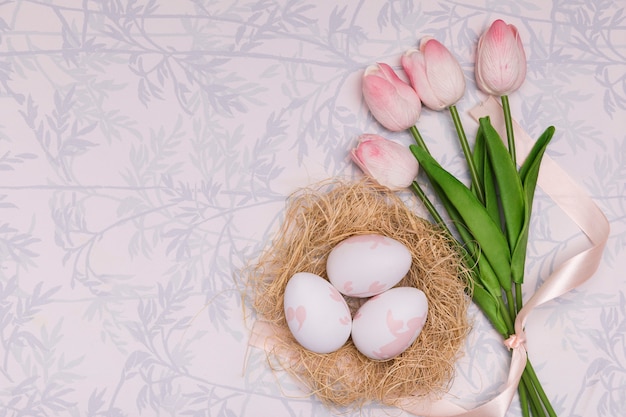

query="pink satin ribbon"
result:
[248,96,610,417]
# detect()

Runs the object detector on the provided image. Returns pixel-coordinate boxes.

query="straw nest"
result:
[246,180,471,408]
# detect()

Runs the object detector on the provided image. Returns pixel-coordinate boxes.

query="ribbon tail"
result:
[395,346,527,417]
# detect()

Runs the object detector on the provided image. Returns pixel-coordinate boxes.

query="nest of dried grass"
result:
[246,180,471,408]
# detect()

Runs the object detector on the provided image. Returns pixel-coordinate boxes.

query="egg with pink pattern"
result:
[283,272,352,354]
[351,287,428,361]
[326,234,412,297]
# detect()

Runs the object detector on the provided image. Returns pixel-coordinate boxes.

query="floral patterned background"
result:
[0,1,624,416]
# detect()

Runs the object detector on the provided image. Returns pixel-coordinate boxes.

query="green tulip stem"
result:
[502,95,553,415]
[410,181,449,234]
[501,96,526,314]
[501,315,546,417]
[528,392,541,417]
[498,296,515,334]
[505,288,517,324]
[501,292,556,417]
[498,293,550,417]
[501,95,516,164]
[409,125,430,154]
[497,299,526,417]
[521,372,547,417]
[518,377,531,417]
[516,282,523,313]
[525,361,558,417]
[449,105,485,204]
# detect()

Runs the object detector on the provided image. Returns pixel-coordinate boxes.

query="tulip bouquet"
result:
[353,20,557,417]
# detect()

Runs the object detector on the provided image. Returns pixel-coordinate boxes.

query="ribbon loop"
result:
[504,333,525,350]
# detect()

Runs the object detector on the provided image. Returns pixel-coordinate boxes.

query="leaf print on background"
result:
[568,292,626,416]
[0,0,623,416]
[0,280,78,416]
[0,223,40,268]
[0,152,37,172]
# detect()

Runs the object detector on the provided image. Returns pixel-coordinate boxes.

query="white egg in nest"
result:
[283,272,352,354]
[326,234,412,297]
[351,287,428,360]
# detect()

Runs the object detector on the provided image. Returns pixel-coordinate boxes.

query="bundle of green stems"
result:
[407,97,557,417]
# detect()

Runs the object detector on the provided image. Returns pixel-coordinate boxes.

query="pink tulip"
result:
[350,134,419,190]
[362,63,422,131]
[401,37,466,111]
[475,19,527,96]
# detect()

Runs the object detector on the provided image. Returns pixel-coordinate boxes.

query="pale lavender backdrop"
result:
[0,1,624,416]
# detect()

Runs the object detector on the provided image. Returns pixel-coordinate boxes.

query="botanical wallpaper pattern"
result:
[0,1,624,416]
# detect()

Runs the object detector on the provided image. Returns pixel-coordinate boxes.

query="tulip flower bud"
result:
[362,63,422,131]
[475,19,527,96]
[350,134,419,190]
[401,37,466,111]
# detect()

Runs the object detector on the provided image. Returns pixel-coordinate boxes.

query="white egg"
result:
[351,287,428,361]
[283,272,352,354]
[326,234,412,297]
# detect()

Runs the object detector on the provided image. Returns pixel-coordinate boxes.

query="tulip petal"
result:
[402,39,466,111]
[351,134,418,190]
[362,63,421,131]
[475,20,527,96]
[422,39,466,108]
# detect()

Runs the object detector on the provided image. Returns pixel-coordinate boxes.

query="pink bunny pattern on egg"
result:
[372,309,426,360]
[329,287,351,326]
[285,305,307,331]
[342,280,387,297]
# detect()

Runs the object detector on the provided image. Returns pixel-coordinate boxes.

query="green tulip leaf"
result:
[470,283,509,337]
[472,124,486,199]
[410,167,501,296]
[446,209,502,299]
[410,144,512,291]
[473,124,501,225]
[480,117,525,251]
[511,126,555,284]
[477,252,503,298]
[520,126,556,187]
